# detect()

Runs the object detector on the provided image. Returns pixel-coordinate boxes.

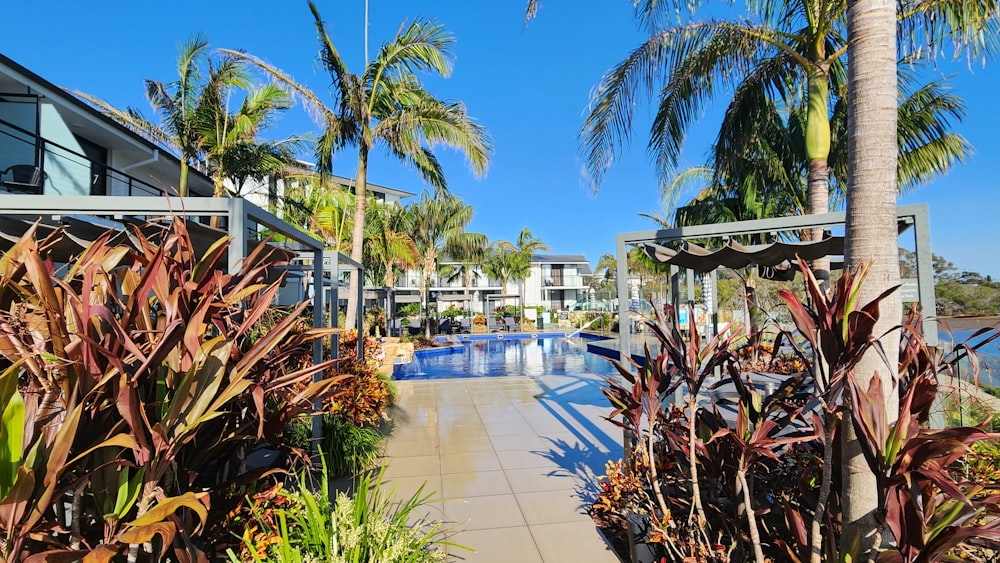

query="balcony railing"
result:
[543,274,585,287]
[0,118,169,197]
[393,276,503,289]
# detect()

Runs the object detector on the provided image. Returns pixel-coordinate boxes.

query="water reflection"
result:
[393,337,618,380]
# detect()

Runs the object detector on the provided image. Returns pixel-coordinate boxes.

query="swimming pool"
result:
[392,337,619,380]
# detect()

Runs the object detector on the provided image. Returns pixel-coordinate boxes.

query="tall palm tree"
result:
[75,36,298,198]
[841,0,900,553]
[439,236,488,297]
[408,191,487,337]
[483,242,519,300]
[577,0,996,282]
[511,228,549,313]
[486,229,549,313]
[223,2,492,331]
[595,253,617,286]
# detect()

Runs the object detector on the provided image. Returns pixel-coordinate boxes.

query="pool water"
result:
[392,337,620,380]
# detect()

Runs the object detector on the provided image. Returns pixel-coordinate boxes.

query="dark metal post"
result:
[312,248,326,448]
[356,267,364,360]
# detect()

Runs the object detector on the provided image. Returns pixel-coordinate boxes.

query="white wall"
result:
[524,266,544,307]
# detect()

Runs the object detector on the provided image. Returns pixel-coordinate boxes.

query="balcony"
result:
[1,118,170,197]
[543,274,585,288]
[393,275,504,290]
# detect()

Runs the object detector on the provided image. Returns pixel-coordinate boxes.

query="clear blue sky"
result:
[3,1,998,277]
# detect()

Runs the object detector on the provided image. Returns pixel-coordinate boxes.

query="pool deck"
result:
[382,374,623,562]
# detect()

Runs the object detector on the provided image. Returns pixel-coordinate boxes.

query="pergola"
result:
[486,293,522,314]
[614,204,937,363]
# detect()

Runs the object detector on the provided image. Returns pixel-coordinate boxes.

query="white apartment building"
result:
[391,253,593,315]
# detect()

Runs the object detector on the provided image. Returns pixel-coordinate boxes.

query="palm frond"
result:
[219,48,336,129]
[898,0,1000,61]
[367,19,455,88]
[71,90,178,152]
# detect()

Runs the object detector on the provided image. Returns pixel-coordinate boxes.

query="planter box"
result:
[627,513,667,563]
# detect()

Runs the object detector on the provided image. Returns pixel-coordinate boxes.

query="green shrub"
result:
[321,416,384,477]
[397,303,420,317]
[286,415,313,452]
[380,372,399,407]
[230,461,461,562]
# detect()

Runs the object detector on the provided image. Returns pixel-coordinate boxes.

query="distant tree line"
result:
[900,249,1000,316]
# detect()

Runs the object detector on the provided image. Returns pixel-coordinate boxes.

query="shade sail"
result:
[642,236,845,273]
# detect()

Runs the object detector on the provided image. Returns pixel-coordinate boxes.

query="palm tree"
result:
[364,201,418,289]
[439,236,488,297]
[75,36,298,198]
[408,191,487,337]
[576,0,995,283]
[223,2,492,331]
[309,184,355,254]
[595,253,617,286]
[196,81,300,198]
[482,242,519,306]
[512,228,549,313]
[486,229,549,315]
[840,0,900,553]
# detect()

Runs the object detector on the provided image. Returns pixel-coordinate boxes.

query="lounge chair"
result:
[487,316,503,333]
[458,318,472,334]
[503,317,521,332]
[438,318,453,335]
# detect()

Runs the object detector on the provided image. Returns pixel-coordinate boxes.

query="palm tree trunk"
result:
[345,146,369,331]
[419,268,428,338]
[841,0,900,556]
[179,161,190,197]
[424,262,434,339]
[805,69,832,288]
[807,158,831,287]
[209,176,227,228]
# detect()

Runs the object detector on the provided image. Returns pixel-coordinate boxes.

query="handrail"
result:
[0,117,172,197]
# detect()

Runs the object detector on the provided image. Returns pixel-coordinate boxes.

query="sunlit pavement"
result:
[383,373,624,562]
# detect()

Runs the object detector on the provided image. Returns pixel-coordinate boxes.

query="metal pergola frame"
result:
[614,203,937,364]
[0,194,333,335]
[0,194,368,446]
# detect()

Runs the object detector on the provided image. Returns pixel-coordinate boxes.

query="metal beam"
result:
[618,204,927,246]
[615,204,937,345]
[0,194,324,250]
[615,232,630,367]
[912,205,938,346]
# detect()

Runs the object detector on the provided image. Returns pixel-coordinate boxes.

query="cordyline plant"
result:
[0,218,342,561]
[595,258,1000,562]
[601,303,745,560]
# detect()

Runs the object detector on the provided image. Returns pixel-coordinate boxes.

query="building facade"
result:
[0,54,215,198]
[391,253,592,315]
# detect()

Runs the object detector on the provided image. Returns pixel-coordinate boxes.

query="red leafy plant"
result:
[594,258,1000,562]
[0,219,342,561]
[847,351,1000,562]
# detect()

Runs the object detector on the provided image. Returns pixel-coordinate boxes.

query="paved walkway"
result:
[382,375,623,562]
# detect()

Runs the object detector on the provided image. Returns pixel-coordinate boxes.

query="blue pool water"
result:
[392,337,620,380]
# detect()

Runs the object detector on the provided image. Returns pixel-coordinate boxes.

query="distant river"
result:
[938,327,1000,385]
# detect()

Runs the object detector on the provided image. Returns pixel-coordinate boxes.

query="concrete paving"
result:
[382,375,624,562]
